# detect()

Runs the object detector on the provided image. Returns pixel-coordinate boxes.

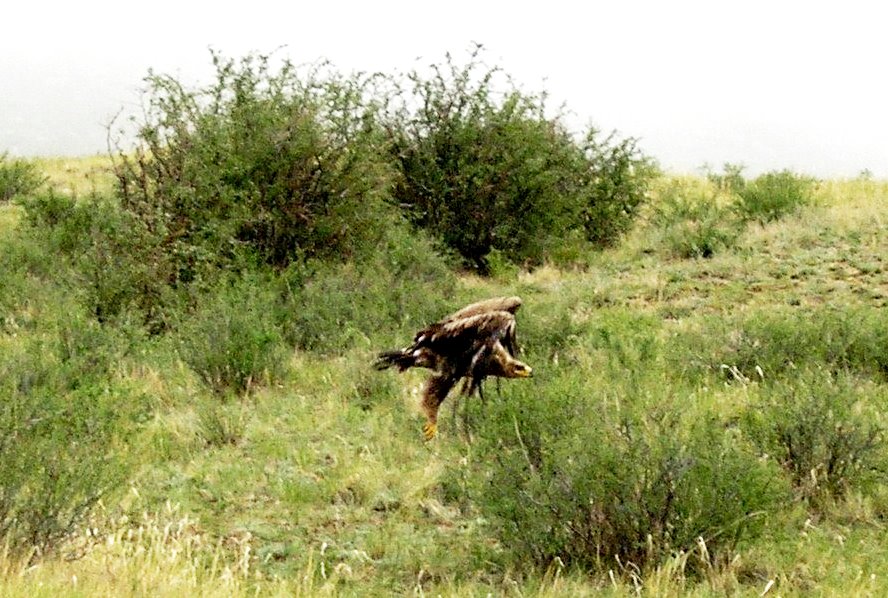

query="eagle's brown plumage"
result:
[441,296,523,323]
[375,297,532,439]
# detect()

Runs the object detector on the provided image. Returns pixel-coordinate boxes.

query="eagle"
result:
[374,296,532,440]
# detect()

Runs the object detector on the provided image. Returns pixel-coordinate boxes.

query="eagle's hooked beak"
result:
[517,366,533,378]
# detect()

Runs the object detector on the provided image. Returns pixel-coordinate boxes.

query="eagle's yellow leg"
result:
[421,373,454,441]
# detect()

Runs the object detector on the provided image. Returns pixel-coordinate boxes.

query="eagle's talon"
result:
[423,422,437,440]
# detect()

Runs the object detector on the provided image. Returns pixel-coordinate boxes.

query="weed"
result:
[197,402,249,448]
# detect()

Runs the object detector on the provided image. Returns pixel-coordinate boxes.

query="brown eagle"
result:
[374,296,532,440]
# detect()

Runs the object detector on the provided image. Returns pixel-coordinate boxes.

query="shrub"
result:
[174,272,288,394]
[650,179,741,259]
[384,49,583,273]
[19,190,179,330]
[19,190,87,252]
[579,128,658,248]
[454,318,785,575]
[735,170,815,223]
[0,311,139,560]
[682,305,888,383]
[0,152,45,202]
[384,47,653,272]
[458,372,787,574]
[279,221,456,353]
[113,51,396,282]
[742,371,885,503]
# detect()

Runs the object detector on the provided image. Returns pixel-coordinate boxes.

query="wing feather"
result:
[422,311,515,348]
[442,296,522,323]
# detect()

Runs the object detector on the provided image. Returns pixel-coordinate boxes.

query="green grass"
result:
[2,161,888,595]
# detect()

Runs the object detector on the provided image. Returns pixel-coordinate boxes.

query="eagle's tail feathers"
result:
[374,349,415,372]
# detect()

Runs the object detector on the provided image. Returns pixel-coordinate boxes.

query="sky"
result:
[2,1,886,177]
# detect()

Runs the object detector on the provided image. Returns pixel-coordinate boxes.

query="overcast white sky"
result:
[2,1,886,177]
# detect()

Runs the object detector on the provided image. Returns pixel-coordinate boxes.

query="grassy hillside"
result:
[2,157,888,596]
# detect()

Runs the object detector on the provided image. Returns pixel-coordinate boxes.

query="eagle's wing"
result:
[410,296,522,354]
[441,296,522,323]
[416,311,516,355]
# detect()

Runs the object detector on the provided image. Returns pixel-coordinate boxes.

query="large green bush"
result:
[384,53,578,273]
[579,128,657,248]
[384,48,653,273]
[114,52,396,281]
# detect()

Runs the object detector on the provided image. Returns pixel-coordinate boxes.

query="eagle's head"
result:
[485,341,533,379]
[508,359,533,378]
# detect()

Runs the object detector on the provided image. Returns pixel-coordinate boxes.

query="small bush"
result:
[650,180,741,258]
[0,152,45,202]
[20,191,180,330]
[735,170,814,223]
[279,221,456,353]
[661,215,738,259]
[196,401,249,447]
[460,374,786,574]
[175,273,288,394]
[683,306,888,383]
[742,371,885,503]
[0,311,138,559]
